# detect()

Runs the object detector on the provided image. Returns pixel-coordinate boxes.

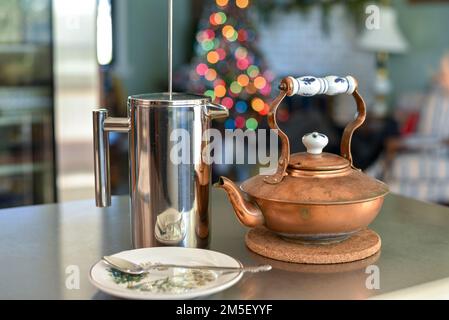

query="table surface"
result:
[1,191,449,299]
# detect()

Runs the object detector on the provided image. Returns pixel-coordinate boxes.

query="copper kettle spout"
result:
[214,177,264,228]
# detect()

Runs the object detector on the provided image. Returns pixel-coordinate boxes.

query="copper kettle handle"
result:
[265,76,366,185]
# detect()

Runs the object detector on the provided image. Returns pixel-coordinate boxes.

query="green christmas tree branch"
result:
[253,0,381,31]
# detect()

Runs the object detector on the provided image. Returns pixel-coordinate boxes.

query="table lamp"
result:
[358,4,408,117]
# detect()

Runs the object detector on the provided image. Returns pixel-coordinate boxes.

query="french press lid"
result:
[128,93,211,107]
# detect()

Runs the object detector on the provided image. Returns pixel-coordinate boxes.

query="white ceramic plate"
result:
[89,247,243,300]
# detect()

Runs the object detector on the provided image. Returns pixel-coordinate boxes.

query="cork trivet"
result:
[245,227,381,265]
[248,250,381,273]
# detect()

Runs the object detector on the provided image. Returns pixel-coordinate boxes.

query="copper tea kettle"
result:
[215,75,389,244]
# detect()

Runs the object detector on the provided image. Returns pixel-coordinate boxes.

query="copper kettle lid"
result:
[288,132,350,172]
[241,132,388,205]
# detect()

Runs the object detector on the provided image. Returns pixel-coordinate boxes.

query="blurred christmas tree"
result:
[186,0,274,130]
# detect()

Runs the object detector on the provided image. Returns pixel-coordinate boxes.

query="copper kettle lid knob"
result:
[302,132,328,155]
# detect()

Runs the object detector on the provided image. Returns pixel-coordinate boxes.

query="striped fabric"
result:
[367,87,449,203]
[417,88,449,138]
[368,152,449,203]
[387,153,449,180]
[388,179,449,203]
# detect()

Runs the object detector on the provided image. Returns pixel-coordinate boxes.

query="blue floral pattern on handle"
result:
[335,78,346,83]
[302,78,316,85]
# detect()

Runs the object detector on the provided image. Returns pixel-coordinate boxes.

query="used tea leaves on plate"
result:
[108,267,217,294]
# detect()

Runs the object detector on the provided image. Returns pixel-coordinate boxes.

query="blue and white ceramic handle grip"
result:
[286,76,357,97]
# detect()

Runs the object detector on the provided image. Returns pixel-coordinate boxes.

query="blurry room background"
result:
[1,0,449,208]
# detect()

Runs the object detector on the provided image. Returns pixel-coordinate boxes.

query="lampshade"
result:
[358,6,408,54]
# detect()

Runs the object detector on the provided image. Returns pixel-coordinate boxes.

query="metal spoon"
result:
[102,255,272,275]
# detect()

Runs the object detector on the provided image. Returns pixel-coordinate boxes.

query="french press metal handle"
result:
[92,110,130,207]
[265,75,366,184]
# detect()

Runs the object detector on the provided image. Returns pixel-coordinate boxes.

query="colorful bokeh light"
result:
[196,63,208,76]
[236,59,249,70]
[216,48,226,60]
[235,116,246,129]
[237,29,248,42]
[225,118,235,129]
[210,12,227,26]
[259,103,270,116]
[254,76,267,89]
[201,40,214,51]
[222,25,234,38]
[216,0,229,7]
[235,101,248,113]
[205,68,217,81]
[235,47,248,59]
[236,0,249,9]
[217,12,227,24]
[230,81,242,94]
[246,118,258,130]
[204,89,215,100]
[251,98,264,112]
[207,51,220,64]
[214,79,226,87]
[221,97,234,109]
[222,25,238,42]
[214,84,227,98]
[260,83,271,96]
[196,29,215,42]
[237,74,249,87]
[247,65,260,78]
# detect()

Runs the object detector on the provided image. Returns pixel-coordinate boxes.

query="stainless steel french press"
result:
[93,93,228,248]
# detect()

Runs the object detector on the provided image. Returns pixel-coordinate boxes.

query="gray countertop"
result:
[1,191,449,299]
